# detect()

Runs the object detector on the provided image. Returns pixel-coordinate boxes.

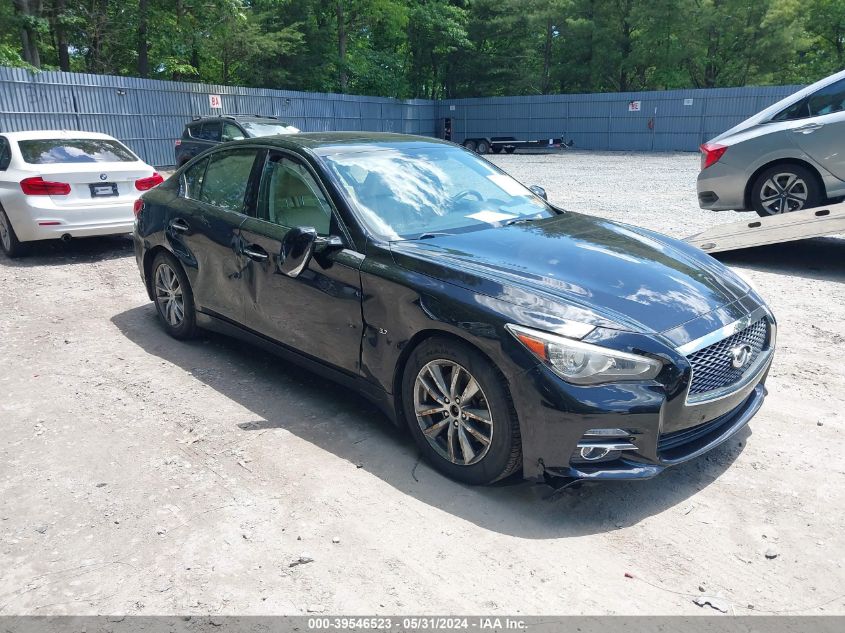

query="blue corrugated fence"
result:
[0,66,803,165]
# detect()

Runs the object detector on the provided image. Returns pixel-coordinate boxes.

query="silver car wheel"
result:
[413,360,493,466]
[759,172,808,214]
[154,263,185,327]
[0,212,11,251]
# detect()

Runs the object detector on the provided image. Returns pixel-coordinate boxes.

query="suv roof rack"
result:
[190,114,280,122]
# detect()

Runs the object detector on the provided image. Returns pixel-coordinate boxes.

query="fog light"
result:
[580,446,611,461]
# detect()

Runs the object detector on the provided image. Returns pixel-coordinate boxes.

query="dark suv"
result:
[174,115,299,167]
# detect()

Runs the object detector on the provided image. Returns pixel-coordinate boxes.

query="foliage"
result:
[0,0,841,97]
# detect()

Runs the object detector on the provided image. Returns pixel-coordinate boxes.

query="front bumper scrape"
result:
[541,383,766,485]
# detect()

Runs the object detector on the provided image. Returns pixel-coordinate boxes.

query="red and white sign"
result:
[209,94,222,109]
[628,100,641,112]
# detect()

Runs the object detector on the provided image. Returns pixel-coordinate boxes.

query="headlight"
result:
[506,324,662,385]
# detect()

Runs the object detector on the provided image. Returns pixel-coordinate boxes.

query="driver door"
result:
[239,151,365,374]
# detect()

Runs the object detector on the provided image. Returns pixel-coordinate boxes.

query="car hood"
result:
[389,212,751,334]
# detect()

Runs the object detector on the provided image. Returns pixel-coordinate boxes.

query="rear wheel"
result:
[751,164,822,216]
[476,140,490,154]
[0,208,25,258]
[152,251,197,339]
[401,337,521,485]
[463,139,477,152]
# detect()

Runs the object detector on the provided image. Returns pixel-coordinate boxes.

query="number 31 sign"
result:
[209,94,222,109]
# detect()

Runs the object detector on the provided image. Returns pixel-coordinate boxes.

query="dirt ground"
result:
[1,151,843,616]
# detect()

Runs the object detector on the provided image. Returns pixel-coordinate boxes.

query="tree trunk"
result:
[336,1,348,92]
[13,0,43,68]
[138,0,149,77]
[541,17,553,94]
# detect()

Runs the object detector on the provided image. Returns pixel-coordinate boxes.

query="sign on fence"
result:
[628,100,641,112]
[209,94,222,109]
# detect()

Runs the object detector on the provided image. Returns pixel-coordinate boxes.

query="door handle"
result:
[169,218,190,233]
[243,245,269,262]
[793,123,823,134]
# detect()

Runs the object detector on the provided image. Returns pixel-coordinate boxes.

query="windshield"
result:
[240,121,300,137]
[322,145,556,240]
[18,139,138,164]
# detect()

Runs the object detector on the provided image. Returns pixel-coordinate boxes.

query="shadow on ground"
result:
[0,235,133,268]
[111,305,748,539]
[715,236,845,283]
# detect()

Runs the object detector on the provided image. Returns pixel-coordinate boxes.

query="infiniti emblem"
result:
[99,173,108,181]
[730,344,753,369]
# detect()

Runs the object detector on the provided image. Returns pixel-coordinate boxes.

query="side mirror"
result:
[279,227,318,278]
[529,185,548,201]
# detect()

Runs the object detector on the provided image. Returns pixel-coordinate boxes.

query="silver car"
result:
[697,69,845,217]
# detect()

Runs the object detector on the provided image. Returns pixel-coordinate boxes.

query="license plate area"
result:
[89,182,118,198]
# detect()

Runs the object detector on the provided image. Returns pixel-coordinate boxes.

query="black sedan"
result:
[133,133,776,486]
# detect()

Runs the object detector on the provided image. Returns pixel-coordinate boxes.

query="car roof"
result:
[225,131,453,155]
[0,129,118,141]
[711,68,845,141]
[190,115,288,124]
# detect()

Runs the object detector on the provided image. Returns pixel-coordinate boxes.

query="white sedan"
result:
[0,130,163,257]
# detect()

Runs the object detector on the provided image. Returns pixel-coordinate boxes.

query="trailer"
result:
[686,201,845,253]
[461,136,570,154]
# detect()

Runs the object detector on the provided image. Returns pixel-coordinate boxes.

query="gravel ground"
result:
[1,151,843,616]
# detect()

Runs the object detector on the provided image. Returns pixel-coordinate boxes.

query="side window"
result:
[773,99,810,122]
[807,78,845,117]
[774,78,845,122]
[198,121,222,142]
[0,138,10,170]
[184,123,200,139]
[182,157,208,199]
[257,156,333,235]
[199,149,257,212]
[222,122,245,141]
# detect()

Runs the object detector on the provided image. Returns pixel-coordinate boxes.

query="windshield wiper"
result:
[415,231,452,240]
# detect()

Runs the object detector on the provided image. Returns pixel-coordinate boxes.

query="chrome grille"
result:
[687,318,769,396]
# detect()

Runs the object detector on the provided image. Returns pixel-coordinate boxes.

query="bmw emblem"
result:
[99,173,108,181]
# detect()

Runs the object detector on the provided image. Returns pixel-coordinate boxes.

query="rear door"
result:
[181,120,222,162]
[167,147,261,323]
[238,150,364,374]
[778,77,845,180]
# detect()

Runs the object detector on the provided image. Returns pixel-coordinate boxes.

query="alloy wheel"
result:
[759,172,808,214]
[154,263,185,327]
[413,360,493,466]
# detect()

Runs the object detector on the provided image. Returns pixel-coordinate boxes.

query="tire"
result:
[401,337,522,485]
[492,146,502,154]
[751,164,822,217]
[463,139,477,152]
[476,140,490,154]
[151,251,197,339]
[504,146,516,154]
[0,207,26,258]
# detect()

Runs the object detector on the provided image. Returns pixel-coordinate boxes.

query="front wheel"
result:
[152,252,197,339]
[751,164,822,216]
[463,139,477,152]
[476,140,490,154]
[401,337,521,485]
[0,208,26,258]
